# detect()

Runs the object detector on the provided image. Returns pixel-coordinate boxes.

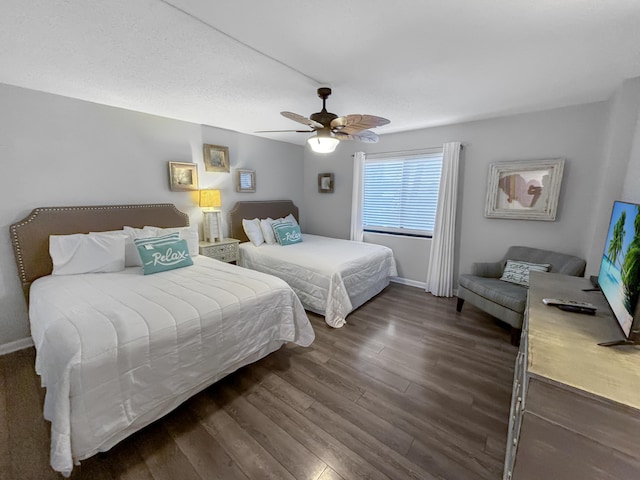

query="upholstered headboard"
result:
[229,200,299,243]
[10,203,189,300]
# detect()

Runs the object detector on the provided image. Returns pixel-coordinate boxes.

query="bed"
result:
[10,203,314,476]
[229,200,398,328]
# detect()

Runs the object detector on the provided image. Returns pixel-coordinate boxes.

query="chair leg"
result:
[510,327,522,347]
[456,298,464,312]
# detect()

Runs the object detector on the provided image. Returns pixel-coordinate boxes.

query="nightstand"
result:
[199,238,240,263]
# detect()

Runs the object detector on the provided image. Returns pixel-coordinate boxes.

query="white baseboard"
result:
[390,277,427,289]
[390,278,459,297]
[0,337,34,356]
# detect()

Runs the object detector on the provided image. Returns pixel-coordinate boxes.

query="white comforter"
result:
[29,256,314,476]
[239,234,398,328]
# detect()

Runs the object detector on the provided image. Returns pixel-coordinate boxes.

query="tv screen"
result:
[597,201,640,340]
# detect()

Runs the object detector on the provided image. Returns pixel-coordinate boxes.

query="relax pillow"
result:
[270,218,292,229]
[269,213,298,227]
[500,260,550,287]
[143,225,199,257]
[133,232,180,250]
[270,218,293,233]
[273,223,302,246]
[134,234,193,275]
[50,232,126,275]
[242,218,264,246]
[270,219,293,244]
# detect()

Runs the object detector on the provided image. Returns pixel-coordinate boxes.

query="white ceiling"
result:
[2,0,639,146]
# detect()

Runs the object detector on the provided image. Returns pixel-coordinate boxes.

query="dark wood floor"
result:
[0,283,518,480]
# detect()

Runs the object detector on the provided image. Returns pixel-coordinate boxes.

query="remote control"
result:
[542,298,597,309]
[556,304,596,315]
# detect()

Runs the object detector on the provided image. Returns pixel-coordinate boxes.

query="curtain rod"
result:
[351,144,463,158]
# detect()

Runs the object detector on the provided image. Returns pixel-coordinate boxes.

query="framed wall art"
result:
[484,158,565,221]
[203,144,230,172]
[236,169,256,193]
[318,172,334,193]
[168,161,199,191]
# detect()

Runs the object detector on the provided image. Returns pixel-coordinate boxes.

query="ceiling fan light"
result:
[307,134,339,153]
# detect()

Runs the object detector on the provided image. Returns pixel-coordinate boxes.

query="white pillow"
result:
[260,218,277,244]
[284,213,299,227]
[123,226,147,237]
[242,218,264,246]
[98,227,155,267]
[143,225,199,257]
[50,232,126,275]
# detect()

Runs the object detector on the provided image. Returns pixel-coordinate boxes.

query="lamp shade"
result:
[307,134,339,154]
[199,189,221,208]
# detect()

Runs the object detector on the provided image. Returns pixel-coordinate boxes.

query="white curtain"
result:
[426,142,461,296]
[350,151,365,242]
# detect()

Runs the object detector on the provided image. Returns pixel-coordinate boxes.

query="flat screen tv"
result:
[597,200,640,345]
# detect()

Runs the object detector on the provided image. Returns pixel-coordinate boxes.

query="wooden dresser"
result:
[504,272,640,479]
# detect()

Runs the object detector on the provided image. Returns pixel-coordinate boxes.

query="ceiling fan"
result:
[257,87,390,153]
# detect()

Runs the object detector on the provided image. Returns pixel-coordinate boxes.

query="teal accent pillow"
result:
[134,236,193,275]
[133,232,180,248]
[133,232,180,265]
[273,224,302,246]
[270,220,291,244]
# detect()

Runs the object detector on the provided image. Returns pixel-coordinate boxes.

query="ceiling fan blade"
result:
[281,111,324,129]
[255,129,314,133]
[334,130,379,143]
[331,114,390,134]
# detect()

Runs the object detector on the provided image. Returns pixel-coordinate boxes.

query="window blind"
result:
[363,153,443,236]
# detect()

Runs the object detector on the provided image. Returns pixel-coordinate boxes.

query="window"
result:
[363,152,443,237]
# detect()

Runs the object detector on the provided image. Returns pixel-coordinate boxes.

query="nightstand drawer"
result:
[200,244,237,257]
[217,253,238,263]
[199,239,240,263]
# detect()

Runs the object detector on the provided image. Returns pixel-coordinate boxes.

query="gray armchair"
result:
[456,246,586,345]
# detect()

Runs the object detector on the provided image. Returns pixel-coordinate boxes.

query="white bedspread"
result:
[28,256,314,476]
[238,234,397,328]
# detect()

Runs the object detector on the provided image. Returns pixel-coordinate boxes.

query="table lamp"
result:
[199,189,223,243]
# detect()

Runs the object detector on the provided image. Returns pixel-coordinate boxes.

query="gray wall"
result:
[585,77,640,273]
[0,83,304,349]
[303,101,611,285]
[3,77,639,350]
[623,108,640,201]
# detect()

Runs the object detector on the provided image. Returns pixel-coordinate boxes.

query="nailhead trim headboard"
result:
[10,203,189,301]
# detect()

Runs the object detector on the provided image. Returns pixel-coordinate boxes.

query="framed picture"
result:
[485,158,565,220]
[318,172,334,193]
[203,144,230,172]
[236,169,256,193]
[168,161,199,191]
